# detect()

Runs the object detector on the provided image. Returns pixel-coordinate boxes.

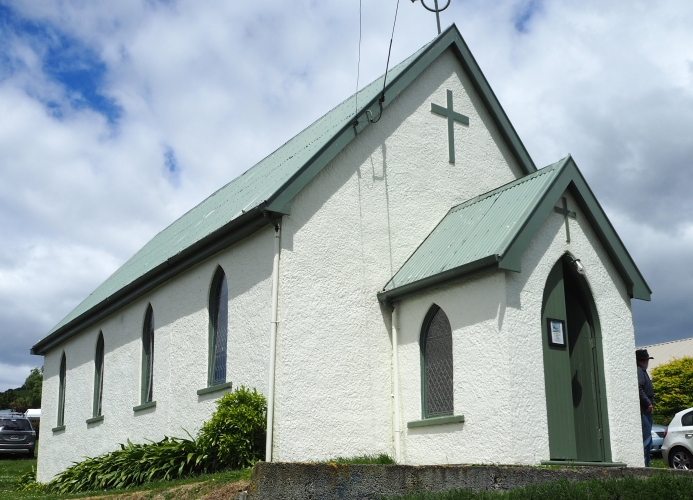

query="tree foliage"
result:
[0,367,42,413]
[652,356,693,425]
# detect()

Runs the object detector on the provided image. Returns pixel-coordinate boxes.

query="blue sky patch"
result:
[0,4,122,123]
[163,146,181,186]
[514,0,542,33]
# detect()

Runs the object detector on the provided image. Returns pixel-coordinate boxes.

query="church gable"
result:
[379,156,651,304]
[32,23,536,357]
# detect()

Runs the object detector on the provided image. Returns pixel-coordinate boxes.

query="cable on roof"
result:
[367,0,401,124]
[353,0,401,130]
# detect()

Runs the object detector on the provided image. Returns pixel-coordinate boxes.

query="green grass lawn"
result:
[0,451,251,499]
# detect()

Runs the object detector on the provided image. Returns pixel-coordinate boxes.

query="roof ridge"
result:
[641,337,693,348]
[449,155,569,214]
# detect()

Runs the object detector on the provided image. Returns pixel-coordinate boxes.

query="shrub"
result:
[14,466,44,492]
[48,434,206,494]
[34,386,266,494]
[652,356,693,425]
[197,386,267,470]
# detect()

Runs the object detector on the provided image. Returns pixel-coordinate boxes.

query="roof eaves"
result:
[31,206,272,355]
[377,254,501,305]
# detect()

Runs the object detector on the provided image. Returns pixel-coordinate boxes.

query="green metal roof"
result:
[32,24,539,355]
[379,156,651,303]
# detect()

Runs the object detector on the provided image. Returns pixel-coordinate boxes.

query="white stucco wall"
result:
[271,48,523,462]
[37,226,275,481]
[395,190,643,466]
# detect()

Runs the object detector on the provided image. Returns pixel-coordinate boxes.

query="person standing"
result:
[636,349,655,467]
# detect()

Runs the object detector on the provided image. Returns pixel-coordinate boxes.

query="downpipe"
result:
[266,219,281,462]
[392,304,402,462]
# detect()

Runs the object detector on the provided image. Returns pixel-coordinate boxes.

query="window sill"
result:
[540,460,627,467]
[407,414,465,428]
[197,382,232,396]
[86,415,104,424]
[133,401,157,412]
[51,425,66,433]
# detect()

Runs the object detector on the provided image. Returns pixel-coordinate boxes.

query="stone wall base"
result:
[247,462,688,500]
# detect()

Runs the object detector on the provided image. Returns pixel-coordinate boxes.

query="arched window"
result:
[142,305,154,403]
[420,305,454,418]
[57,353,66,427]
[209,268,228,386]
[93,333,105,417]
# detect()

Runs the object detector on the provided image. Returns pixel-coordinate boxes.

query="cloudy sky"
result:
[0,0,691,391]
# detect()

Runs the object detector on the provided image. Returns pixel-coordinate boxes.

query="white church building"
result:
[32,25,651,481]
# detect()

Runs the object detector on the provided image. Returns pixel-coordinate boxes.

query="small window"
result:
[93,333,105,417]
[682,411,693,427]
[209,268,228,386]
[57,353,67,426]
[141,305,155,403]
[421,305,454,418]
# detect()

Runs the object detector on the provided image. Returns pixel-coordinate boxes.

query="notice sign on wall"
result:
[548,318,566,347]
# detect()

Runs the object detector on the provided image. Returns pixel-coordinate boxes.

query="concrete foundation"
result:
[247,462,690,500]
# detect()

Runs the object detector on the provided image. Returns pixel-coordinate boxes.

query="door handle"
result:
[685,434,693,439]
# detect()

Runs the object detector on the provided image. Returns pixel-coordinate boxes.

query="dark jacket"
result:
[638,364,654,413]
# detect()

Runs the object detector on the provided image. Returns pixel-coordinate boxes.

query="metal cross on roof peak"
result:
[431,89,469,164]
[554,197,576,243]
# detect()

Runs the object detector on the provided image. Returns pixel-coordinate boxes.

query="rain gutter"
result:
[378,254,501,307]
[31,205,279,356]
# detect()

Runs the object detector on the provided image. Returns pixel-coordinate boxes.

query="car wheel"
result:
[27,448,34,459]
[669,447,693,469]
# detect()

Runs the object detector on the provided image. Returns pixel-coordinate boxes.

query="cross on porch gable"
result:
[431,89,469,164]
[554,197,576,243]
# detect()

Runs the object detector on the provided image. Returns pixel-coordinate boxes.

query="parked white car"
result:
[662,407,693,469]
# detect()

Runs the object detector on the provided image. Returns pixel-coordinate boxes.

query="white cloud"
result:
[0,0,691,378]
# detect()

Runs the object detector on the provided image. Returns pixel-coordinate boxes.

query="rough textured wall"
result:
[395,189,642,466]
[397,272,507,465]
[37,226,274,482]
[272,48,523,462]
[503,190,641,467]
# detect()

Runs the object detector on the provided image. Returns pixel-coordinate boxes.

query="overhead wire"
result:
[353,0,402,128]
[355,0,362,117]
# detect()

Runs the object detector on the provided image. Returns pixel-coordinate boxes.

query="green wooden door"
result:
[541,262,577,460]
[566,276,604,461]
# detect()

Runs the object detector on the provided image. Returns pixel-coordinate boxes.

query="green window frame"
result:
[92,332,105,417]
[420,305,454,419]
[208,268,228,387]
[141,305,154,404]
[57,352,66,427]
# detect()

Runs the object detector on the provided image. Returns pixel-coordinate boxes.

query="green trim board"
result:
[133,401,156,412]
[51,425,66,433]
[407,415,465,428]
[86,415,104,424]
[378,156,651,304]
[197,382,232,396]
[32,23,538,356]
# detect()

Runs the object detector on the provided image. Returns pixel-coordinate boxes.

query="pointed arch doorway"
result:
[541,256,612,463]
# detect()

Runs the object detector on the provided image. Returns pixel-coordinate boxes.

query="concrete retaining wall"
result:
[247,462,690,500]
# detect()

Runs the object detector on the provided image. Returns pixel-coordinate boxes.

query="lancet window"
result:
[209,268,228,386]
[421,305,454,418]
[142,305,155,403]
[93,333,105,417]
